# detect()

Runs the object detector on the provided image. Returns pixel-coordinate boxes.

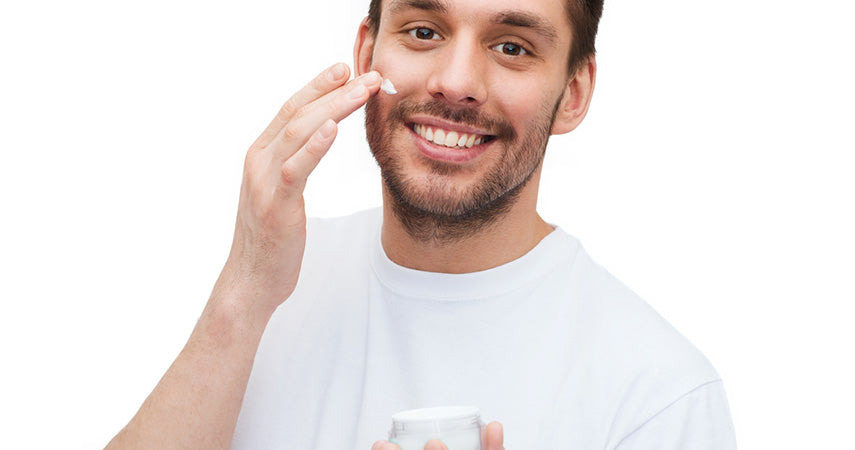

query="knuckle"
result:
[243,147,262,174]
[304,139,325,160]
[293,102,314,120]
[280,98,299,119]
[282,123,301,140]
[279,162,298,188]
[292,107,307,120]
[243,147,256,167]
[244,170,265,200]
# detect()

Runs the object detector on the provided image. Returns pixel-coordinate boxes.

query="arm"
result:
[106,64,382,449]
[613,381,737,450]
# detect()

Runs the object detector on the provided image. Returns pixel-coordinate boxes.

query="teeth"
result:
[457,133,468,147]
[412,124,488,149]
[433,129,446,146]
[444,131,459,147]
[466,133,476,147]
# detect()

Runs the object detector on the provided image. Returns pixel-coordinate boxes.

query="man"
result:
[107,0,737,448]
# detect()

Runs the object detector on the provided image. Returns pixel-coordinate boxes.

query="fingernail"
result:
[360,71,381,85]
[327,63,347,81]
[318,119,336,138]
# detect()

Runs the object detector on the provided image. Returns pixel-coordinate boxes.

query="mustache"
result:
[386,98,517,141]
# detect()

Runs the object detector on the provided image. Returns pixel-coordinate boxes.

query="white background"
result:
[1,0,853,448]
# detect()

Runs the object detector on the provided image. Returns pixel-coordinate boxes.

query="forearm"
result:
[105,63,380,449]
[106,283,273,450]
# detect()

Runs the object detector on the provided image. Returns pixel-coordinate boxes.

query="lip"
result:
[408,123,494,163]
[407,115,494,137]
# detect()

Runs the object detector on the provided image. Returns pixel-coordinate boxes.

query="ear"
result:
[551,56,597,135]
[353,17,376,77]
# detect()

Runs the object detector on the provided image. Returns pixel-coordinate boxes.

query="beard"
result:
[365,94,562,244]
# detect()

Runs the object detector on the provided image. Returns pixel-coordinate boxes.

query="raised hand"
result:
[212,64,381,323]
[106,64,381,450]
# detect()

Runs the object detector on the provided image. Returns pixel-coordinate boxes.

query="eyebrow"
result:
[388,0,449,16]
[491,10,560,47]
[386,1,560,48]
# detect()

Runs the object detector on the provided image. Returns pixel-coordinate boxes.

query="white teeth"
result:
[444,131,459,147]
[433,129,446,146]
[457,133,468,147]
[413,124,488,149]
[466,133,476,147]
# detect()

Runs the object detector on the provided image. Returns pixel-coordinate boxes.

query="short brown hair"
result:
[365,0,604,75]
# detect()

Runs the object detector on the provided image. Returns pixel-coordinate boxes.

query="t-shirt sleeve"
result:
[614,380,738,450]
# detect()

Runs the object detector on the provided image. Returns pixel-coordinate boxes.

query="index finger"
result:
[253,62,350,149]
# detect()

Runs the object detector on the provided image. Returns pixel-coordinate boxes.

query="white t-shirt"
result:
[232,209,737,449]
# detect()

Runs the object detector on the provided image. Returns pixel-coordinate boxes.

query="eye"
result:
[492,42,528,56]
[408,27,442,40]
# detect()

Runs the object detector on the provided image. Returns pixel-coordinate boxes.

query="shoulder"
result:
[565,240,719,379]
[611,379,738,449]
[556,236,725,439]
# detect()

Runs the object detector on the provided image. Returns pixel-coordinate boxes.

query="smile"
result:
[411,123,495,149]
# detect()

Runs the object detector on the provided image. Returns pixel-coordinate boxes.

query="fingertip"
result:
[368,70,382,82]
[326,62,349,82]
[486,421,504,450]
[371,440,401,450]
[424,439,449,450]
[357,70,382,86]
[489,421,503,433]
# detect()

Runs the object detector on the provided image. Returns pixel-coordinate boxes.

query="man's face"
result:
[362,0,574,229]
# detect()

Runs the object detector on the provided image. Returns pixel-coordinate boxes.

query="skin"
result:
[105,0,595,448]
[355,0,596,273]
[105,66,383,449]
[372,422,506,450]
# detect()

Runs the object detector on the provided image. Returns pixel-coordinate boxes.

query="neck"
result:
[380,171,554,274]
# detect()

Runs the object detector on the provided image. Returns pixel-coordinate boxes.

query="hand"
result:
[212,63,381,321]
[371,421,505,450]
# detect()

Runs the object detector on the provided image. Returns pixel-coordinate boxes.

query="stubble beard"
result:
[365,95,562,244]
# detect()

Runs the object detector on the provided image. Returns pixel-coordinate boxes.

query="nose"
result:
[425,35,488,106]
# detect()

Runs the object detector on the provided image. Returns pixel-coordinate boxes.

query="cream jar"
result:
[388,406,483,450]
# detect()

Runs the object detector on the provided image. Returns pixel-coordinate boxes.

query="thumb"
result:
[371,440,401,450]
[485,421,504,450]
[424,439,449,450]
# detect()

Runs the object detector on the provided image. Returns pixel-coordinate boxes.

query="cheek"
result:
[495,81,565,129]
[370,46,430,97]
[492,87,545,128]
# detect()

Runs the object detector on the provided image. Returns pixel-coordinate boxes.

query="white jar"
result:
[388,406,483,450]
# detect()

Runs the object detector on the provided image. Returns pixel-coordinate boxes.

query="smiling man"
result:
[106,0,736,449]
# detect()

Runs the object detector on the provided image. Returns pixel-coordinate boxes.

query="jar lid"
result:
[391,406,481,434]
